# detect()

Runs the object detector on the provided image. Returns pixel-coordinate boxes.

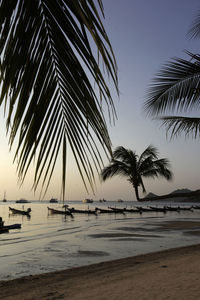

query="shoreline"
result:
[1,243,200,299]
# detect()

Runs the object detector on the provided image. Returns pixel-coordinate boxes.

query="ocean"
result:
[0,200,200,281]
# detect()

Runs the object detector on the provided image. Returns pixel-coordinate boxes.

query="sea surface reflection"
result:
[0,200,200,280]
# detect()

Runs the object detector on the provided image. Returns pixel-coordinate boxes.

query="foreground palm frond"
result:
[145,53,200,116]
[144,8,200,139]
[160,116,200,138]
[0,0,118,198]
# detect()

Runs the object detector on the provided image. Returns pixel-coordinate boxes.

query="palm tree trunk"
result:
[134,186,140,201]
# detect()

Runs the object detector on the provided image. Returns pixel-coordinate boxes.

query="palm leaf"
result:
[160,116,200,138]
[0,0,118,199]
[188,9,200,39]
[145,53,200,116]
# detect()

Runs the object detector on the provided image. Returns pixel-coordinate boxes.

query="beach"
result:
[0,243,200,299]
[1,201,200,299]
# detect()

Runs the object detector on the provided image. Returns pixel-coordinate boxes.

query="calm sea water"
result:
[0,200,200,281]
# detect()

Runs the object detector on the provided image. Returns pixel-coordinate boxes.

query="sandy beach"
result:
[0,243,200,300]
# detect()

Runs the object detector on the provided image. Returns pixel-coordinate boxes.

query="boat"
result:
[148,206,167,213]
[0,216,21,233]
[95,207,125,214]
[176,206,193,211]
[123,208,142,213]
[99,198,107,202]
[82,198,93,203]
[68,207,97,215]
[108,206,126,212]
[117,199,123,202]
[9,207,31,216]
[47,207,73,216]
[0,227,9,234]
[49,198,58,203]
[192,205,200,209]
[136,206,155,212]
[166,206,180,212]
[16,199,30,203]
[2,191,7,202]
[3,223,21,230]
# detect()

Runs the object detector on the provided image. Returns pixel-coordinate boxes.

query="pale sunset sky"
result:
[0,0,199,201]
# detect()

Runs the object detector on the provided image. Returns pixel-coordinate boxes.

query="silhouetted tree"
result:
[101,145,173,200]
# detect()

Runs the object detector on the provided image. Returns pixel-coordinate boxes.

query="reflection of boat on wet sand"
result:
[47,207,73,216]
[9,207,31,216]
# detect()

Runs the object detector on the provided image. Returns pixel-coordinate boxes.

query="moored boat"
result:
[82,198,93,203]
[68,207,97,215]
[148,206,167,213]
[108,206,126,212]
[95,207,125,214]
[49,198,58,203]
[9,207,31,216]
[47,207,73,216]
[16,199,30,203]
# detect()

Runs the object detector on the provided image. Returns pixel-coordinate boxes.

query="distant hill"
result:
[170,188,191,194]
[145,192,158,198]
[139,189,200,202]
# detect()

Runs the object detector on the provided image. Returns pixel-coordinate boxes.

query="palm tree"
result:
[144,11,200,139]
[101,145,173,201]
[0,0,118,199]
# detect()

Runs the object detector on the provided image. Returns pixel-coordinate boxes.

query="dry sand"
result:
[1,244,200,300]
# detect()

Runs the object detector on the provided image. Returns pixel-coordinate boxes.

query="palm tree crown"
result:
[101,145,173,200]
[144,11,200,139]
[0,0,118,198]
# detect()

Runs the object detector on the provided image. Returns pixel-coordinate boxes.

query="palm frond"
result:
[145,53,200,116]
[0,0,118,198]
[101,160,130,181]
[160,116,200,139]
[138,144,158,165]
[188,9,200,39]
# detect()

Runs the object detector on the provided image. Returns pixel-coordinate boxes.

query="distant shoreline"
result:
[139,189,200,202]
[1,243,200,299]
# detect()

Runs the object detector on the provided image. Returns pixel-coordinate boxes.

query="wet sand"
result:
[1,243,200,300]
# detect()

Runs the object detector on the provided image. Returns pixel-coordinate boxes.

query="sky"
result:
[0,0,200,201]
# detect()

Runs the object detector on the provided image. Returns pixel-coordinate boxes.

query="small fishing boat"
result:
[177,206,193,211]
[9,207,31,216]
[49,198,58,203]
[4,223,21,230]
[0,227,9,234]
[192,205,200,209]
[148,206,167,213]
[47,207,73,216]
[166,206,180,212]
[95,207,125,214]
[108,206,126,212]
[0,217,21,233]
[16,199,30,203]
[68,207,97,215]
[136,206,155,212]
[124,208,142,213]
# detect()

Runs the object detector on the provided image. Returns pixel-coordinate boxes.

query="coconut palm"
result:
[144,11,200,139]
[0,0,118,198]
[101,145,173,201]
